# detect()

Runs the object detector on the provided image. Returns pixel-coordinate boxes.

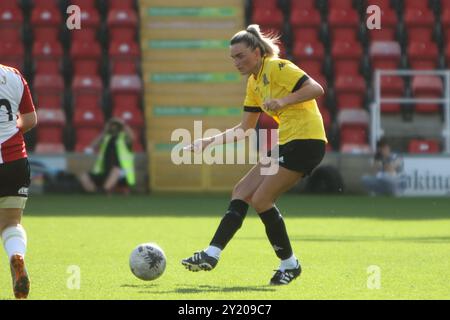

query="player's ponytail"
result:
[230,24,280,58]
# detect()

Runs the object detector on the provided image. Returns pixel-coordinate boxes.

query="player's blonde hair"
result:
[230,24,280,58]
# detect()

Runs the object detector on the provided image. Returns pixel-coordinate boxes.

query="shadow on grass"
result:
[25,194,450,220]
[241,235,450,243]
[125,284,276,295]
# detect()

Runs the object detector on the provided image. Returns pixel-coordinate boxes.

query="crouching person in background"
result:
[79,118,136,195]
[361,138,404,196]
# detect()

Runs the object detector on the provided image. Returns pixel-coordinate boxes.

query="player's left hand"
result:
[263,99,286,111]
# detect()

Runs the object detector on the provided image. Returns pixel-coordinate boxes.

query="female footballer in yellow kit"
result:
[182,25,327,285]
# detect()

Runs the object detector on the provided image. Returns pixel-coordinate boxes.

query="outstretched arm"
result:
[185,111,261,152]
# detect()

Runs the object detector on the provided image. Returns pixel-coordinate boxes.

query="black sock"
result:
[209,199,249,250]
[259,207,293,260]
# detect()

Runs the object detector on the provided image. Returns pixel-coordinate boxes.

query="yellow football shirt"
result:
[243,56,328,145]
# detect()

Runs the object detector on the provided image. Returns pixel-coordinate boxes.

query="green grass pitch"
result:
[0,194,449,300]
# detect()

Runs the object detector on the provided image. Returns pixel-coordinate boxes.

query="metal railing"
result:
[372,69,450,154]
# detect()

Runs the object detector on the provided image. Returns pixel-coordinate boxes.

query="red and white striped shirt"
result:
[0,64,36,164]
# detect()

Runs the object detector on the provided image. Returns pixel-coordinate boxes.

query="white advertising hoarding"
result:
[402,157,450,196]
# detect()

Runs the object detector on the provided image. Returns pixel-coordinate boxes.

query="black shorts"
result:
[0,158,31,198]
[269,139,326,175]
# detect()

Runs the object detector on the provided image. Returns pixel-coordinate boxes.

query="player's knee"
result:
[231,182,247,200]
[250,194,273,213]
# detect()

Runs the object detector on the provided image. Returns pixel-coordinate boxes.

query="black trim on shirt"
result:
[291,74,310,92]
[244,106,262,113]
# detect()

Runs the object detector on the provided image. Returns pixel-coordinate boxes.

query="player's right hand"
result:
[183,138,212,153]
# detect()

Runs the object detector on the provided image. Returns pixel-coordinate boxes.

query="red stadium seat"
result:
[412,75,443,113]
[35,126,65,154]
[32,40,63,62]
[109,28,136,42]
[369,41,401,70]
[107,9,138,29]
[300,62,323,78]
[291,0,315,10]
[335,74,366,110]
[328,8,360,28]
[292,28,320,42]
[292,41,325,63]
[328,0,354,9]
[110,75,142,95]
[334,61,360,76]
[290,7,321,30]
[408,139,440,154]
[33,26,59,41]
[73,94,102,109]
[112,94,140,110]
[31,5,61,27]
[73,60,100,76]
[111,61,137,75]
[407,27,433,42]
[252,0,278,10]
[0,1,21,9]
[75,127,102,152]
[109,40,140,61]
[71,0,97,7]
[340,126,369,145]
[404,0,430,9]
[380,76,405,113]
[404,8,434,28]
[251,8,284,31]
[335,74,366,94]
[407,41,439,69]
[108,0,135,10]
[445,42,450,66]
[0,5,23,27]
[366,0,393,9]
[70,40,102,61]
[1,26,21,42]
[79,6,101,29]
[33,74,64,94]
[368,28,396,41]
[331,28,358,42]
[319,107,331,130]
[72,75,103,96]
[113,105,144,128]
[36,108,66,126]
[32,0,61,8]
[331,40,363,61]
[34,60,60,74]
[71,29,97,42]
[35,93,62,109]
[0,41,24,71]
[73,107,105,128]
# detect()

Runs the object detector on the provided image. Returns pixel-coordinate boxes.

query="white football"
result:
[129,243,166,281]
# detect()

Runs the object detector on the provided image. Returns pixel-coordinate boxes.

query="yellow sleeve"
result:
[243,77,262,112]
[272,60,308,93]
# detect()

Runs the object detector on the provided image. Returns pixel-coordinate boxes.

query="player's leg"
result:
[250,167,304,285]
[0,159,31,298]
[182,163,266,272]
[79,172,98,193]
[0,207,29,299]
[251,140,326,285]
[103,167,123,193]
